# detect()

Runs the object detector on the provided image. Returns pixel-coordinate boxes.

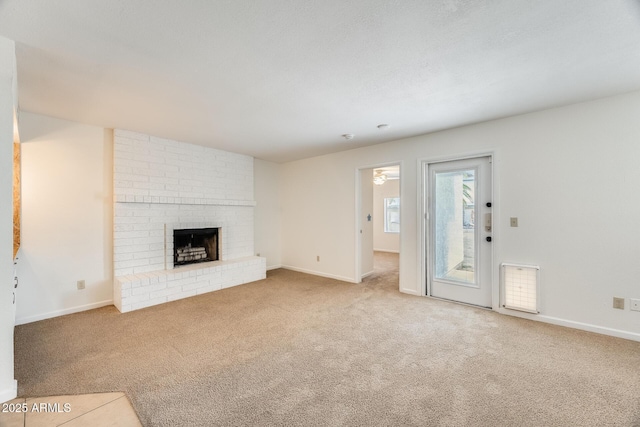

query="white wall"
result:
[254,159,282,269]
[373,179,400,253]
[0,36,17,403]
[281,90,640,340]
[17,112,113,324]
[280,154,359,282]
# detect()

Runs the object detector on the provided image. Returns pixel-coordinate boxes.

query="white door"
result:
[359,168,374,279]
[427,156,492,307]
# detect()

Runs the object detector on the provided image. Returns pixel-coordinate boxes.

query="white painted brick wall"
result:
[113,130,265,312]
[113,203,255,276]
[114,130,253,202]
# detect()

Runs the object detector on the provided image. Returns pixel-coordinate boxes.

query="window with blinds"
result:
[502,263,539,313]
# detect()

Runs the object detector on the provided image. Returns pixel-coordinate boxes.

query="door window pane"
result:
[434,169,475,284]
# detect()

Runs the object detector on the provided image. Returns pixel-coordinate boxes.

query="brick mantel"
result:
[114,195,257,206]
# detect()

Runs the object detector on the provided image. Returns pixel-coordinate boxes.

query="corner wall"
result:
[0,36,17,402]
[17,112,113,325]
[281,90,640,340]
[254,159,282,269]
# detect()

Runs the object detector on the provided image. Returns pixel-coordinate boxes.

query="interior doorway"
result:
[424,156,493,308]
[356,164,401,286]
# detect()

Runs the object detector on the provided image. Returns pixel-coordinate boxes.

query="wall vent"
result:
[501,263,539,313]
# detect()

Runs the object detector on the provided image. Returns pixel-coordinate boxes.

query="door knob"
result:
[486,236,492,242]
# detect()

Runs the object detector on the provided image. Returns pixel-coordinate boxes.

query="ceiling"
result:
[1,1,639,163]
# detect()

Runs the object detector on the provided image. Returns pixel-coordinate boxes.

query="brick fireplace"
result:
[112,130,265,313]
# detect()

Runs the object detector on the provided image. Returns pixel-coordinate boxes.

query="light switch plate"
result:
[510,217,518,227]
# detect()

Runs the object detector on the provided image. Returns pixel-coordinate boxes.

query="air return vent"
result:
[501,263,539,313]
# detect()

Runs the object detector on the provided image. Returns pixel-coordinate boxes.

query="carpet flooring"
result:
[14,253,640,426]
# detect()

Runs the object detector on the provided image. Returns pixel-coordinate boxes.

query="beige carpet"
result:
[14,253,640,426]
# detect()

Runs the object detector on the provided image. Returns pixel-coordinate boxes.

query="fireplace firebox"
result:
[173,228,219,267]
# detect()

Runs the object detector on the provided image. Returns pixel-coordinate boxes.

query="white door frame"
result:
[419,152,499,309]
[355,161,402,284]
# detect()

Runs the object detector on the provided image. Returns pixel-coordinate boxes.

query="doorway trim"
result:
[419,151,499,309]
[355,161,403,285]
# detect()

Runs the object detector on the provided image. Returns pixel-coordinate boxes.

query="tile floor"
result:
[0,392,141,427]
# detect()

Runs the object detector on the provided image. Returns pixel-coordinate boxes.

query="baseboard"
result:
[400,288,419,296]
[15,300,114,325]
[361,270,374,279]
[280,265,357,283]
[497,308,640,342]
[0,380,17,403]
[373,249,400,254]
[266,264,282,271]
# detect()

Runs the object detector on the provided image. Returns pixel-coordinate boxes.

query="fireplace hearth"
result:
[174,228,219,267]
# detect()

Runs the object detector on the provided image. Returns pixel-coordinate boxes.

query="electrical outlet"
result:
[630,299,640,312]
[317,255,320,262]
[77,280,86,290]
[613,297,624,310]
[510,217,518,227]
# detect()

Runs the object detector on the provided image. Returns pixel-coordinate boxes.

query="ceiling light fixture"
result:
[377,124,390,130]
[373,169,387,185]
[342,134,354,140]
